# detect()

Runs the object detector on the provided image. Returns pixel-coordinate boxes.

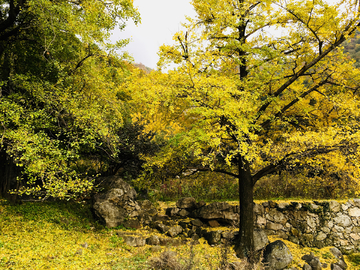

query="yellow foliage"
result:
[129,0,360,198]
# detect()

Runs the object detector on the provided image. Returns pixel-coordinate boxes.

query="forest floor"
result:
[0,199,359,269]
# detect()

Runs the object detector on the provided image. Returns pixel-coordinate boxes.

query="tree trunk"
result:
[0,150,21,202]
[235,156,255,261]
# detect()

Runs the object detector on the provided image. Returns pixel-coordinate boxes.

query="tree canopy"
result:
[0,0,140,199]
[128,0,360,259]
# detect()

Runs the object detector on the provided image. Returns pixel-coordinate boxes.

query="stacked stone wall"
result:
[254,199,360,254]
[92,177,360,255]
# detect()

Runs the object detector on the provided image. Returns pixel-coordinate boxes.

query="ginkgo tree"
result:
[133,0,360,260]
[0,0,140,200]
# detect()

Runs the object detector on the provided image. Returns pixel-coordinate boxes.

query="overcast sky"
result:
[112,0,196,69]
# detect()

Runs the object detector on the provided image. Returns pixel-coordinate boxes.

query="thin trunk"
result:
[235,156,254,261]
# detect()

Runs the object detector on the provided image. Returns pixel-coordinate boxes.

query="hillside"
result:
[343,31,360,67]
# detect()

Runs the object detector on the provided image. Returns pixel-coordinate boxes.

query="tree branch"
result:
[254,20,358,123]
[252,143,351,185]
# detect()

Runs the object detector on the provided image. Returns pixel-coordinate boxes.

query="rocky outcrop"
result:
[93,176,141,228]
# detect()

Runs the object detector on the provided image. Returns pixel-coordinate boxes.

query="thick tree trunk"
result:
[235,156,255,261]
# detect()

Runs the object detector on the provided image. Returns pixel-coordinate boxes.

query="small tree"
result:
[135,0,360,260]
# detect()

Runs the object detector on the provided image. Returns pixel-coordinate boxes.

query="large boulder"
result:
[263,240,293,270]
[93,176,141,228]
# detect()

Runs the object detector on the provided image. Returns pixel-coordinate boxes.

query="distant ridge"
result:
[133,63,152,73]
[343,30,360,68]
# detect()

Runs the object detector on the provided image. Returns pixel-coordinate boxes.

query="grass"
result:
[0,199,240,269]
[0,198,360,269]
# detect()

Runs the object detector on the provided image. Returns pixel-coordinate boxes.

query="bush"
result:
[254,172,358,200]
[152,172,238,202]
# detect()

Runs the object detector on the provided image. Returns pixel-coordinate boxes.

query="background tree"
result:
[343,30,360,67]
[134,0,360,260]
[0,0,141,200]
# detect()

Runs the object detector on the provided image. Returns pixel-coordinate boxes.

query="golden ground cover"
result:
[0,199,359,269]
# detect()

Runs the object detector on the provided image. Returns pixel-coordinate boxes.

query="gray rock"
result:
[153,215,170,222]
[254,203,265,214]
[155,221,169,233]
[301,253,315,263]
[278,202,290,211]
[329,201,341,212]
[166,207,180,217]
[138,200,153,210]
[254,228,269,251]
[340,245,355,255]
[204,230,222,245]
[195,201,206,208]
[263,240,293,269]
[267,208,287,224]
[191,219,203,227]
[159,237,182,246]
[146,235,160,245]
[353,199,360,208]
[150,246,162,252]
[178,209,190,217]
[316,231,327,241]
[334,214,352,227]
[348,207,360,217]
[342,201,352,211]
[191,234,200,241]
[123,218,141,229]
[309,257,322,270]
[331,264,342,270]
[176,197,196,209]
[301,252,323,269]
[332,260,347,269]
[308,203,322,213]
[266,221,283,231]
[93,176,140,228]
[330,247,344,260]
[178,221,189,229]
[194,202,234,220]
[330,263,347,270]
[167,225,183,237]
[123,236,146,247]
[222,231,234,240]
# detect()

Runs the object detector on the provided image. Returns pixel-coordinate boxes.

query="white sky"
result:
[112,0,196,69]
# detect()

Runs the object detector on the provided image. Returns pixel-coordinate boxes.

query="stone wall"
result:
[164,198,360,254]
[92,178,360,255]
[254,199,360,254]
